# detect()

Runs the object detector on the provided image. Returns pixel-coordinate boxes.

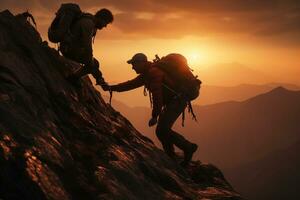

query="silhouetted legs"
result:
[71,59,105,85]
[155,98,197,165]
[61,46,106,85]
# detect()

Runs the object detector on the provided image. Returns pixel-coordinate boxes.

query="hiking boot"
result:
[166,150,177,160]
[180,143,198,167]
[161,142,176,160]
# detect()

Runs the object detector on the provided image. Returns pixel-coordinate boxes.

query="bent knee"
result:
[155,126,171,140]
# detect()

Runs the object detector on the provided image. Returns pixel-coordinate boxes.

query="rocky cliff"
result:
[0,10,242,200]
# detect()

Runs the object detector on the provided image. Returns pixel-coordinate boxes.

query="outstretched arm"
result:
[110,75,144,92]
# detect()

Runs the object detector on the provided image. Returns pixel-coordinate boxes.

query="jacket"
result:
[111,63,176,118]
[60,13,96,66]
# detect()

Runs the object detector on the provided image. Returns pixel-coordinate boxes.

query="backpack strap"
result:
[181,107,186,127]
[181,101,197,127]
[109,90,113,105]
[188,101,197,121]
[78,12,97,43]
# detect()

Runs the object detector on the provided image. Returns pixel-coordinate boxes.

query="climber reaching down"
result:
[104,53,201,167]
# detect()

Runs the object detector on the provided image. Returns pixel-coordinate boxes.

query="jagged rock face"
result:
[0,10,242,200]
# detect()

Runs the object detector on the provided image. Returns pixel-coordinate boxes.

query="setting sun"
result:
[185,51,201,67]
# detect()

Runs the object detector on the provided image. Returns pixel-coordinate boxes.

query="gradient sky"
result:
[1,0,300,85]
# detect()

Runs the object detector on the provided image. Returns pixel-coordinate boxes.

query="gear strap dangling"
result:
[92,30,97,44]
[181,107,186,127]
[188,101,197,121]
[109,90,113,105]
[143,86,147,96]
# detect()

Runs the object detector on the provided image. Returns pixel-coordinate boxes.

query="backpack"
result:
[48,3,82,43]
[154,53,201,101]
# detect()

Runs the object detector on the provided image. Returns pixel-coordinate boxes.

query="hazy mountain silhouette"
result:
[194,83,300,105]
[189,87,300,168]
[0,10,243,200]
[226,139,300,200]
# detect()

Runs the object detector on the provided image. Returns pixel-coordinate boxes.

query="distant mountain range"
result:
[194,83,300,105]
[104,86,300,199]
[188,87,300,169]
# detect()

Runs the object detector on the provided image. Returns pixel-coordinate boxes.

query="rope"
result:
[149,92,153,108]
[92,29,97,43]
[143,86,148,96]
[181,107,186,127]
[144,87,154,108]
[109,90,113,105]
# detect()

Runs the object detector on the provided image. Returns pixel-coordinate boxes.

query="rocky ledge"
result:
[0,10,242,200]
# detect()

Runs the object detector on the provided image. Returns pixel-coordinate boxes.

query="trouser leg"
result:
[156,98,193,155]
[170,130,193,151]
[70,58,105,84]
[66,64,88,87]
[160,138,175,158]
[61,47,106,85]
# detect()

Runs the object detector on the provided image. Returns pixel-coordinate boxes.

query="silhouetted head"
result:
[127,53,149,74]
[95,8,113,29]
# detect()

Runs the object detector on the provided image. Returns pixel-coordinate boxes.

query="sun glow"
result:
[187,52,200,64]
[183,51,202,68]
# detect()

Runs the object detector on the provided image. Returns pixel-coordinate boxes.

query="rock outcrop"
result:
[0,10,242,200]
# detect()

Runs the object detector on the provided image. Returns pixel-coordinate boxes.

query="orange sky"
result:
[2,0,300,86]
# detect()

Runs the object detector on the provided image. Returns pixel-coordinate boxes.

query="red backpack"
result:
[154,53,201,101]
[153,54,202,125]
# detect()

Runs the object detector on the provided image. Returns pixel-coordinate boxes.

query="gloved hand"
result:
[101,82,111,91]
[148,117,158,127]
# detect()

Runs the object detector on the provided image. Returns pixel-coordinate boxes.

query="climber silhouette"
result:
[48,3,113,89]
[104,53,201,166]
